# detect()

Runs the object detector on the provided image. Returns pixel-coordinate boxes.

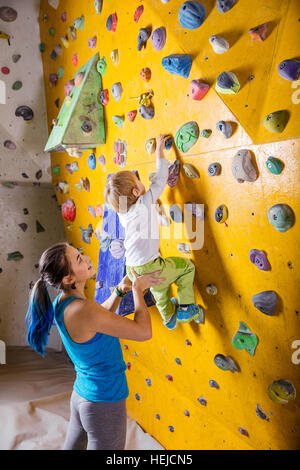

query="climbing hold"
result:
[185,339,192,346]
[22,173,29,178]
[238,427,249,437]
[177,243,191,254]
[48,0,59,9]
[61,199,76,221]
[175,121,199,153]
[35,170,42,180]
[111,82,123,102]
[216,71,240,94]
[106,12,118,32]
[169,204,183,223]
[36,220,45,233]
[112,115,124,128]
[185,202,204,220]
[80,224,93,244]
[113,139,127,168]
[215,204,228,224]
[58,181,69,193]
[183,163,199,178]
[232,149,257,183]
[184,410,190,417]
[168,426,174,432]
[64,79,75,96]
[97,57,107,76]
[54,98,60,108]
[49,27,55,37]
[135,393,140,401]
[23,208,29,215]
[145,138,156,154]
[73,16,85,31]
[94,205,103,218]
[178,1,206,30]
[1,66,9,74]
[0,6,17,22]
[256,404,269,421]
[145,378,152,386]
[18,223,28,232]
[216,0,236,13]
[209,35,229,54]
[54,44,62,56]
[267,204,294,232]
[100,89,109,106]
[262,110,289,134]
[50,49,57,61]
[80,177,90,192]
[214,354,238,372]
[4,140,16,150]
[248,23,268,41]
[165,137,173,150]
[166,374,173,381]
[197,396,207,406]
[232,322,258,356]
[200,129,212,138]
[98,155,106,165]
[208,162,221,176]
[87,153,96,170]
[57,67,64,78]
[167,160,180,187]
[71,53,78,67]
[61,35,69,48]
[81,121,93,136]
[175,358,182,365]
[88,36,97,49]
[61,12,66,22]
[0,31,10,45]
[127,110,137,122]
[15,106,33,121]
[190,79,210,100]
[137,27,151,51]
[252,291,277,316]
[110,49,119,65]
[94,0,103,15]
[75,71,85,87]
[134,5,144,23]
[278,59,300,81]
[65,162,78,174]
[265,156,282,175]
[249,249,269,271]
[206,284,217,295]
[216,120,232,139]
[139,104,154,119]
[156,204,171,226]
[12,54,21,63]
[66,147,82,158]
[52,165,60,175]
[155,414,160,419]
[140,67,151,82]
[109,240,125,259]
[151,27,166,51]
[162,54,192,79]
[209,380,220,389]
[268,380,296,404]
[68,26,77,41]
[100,232,112,252]
[7,251,24,261]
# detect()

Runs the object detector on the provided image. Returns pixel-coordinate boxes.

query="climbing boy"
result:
[104,134,200,329]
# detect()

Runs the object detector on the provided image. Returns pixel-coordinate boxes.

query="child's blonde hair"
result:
[104,171,139,213]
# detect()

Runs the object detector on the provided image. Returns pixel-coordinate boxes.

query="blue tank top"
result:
[53,295,129,403]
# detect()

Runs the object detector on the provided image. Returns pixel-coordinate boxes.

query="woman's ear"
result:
[132,187,139,198]
[62,274,74,287]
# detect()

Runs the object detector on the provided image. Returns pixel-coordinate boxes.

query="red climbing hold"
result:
[134,5,144,23]
[1,66,10,75]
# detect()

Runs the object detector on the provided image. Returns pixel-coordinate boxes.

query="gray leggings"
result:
[63,390,127,450]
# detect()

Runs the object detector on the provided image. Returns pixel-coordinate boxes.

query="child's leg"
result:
[172,258,196,305]
[150,285,176,324]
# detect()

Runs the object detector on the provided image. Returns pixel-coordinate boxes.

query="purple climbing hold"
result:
[251,291,277,316]
[175,358,182,365]
[166,374,173,381]
[185,339,192,346]
[197,396,207,406]
[18,223,28,232]
[217,0,236,13]
[184,410,190,417]
[98,155,106,165]
[167,160,180,187]
[4,140,16,150]
[137,27,151,51]
[145,378,152,386]
[249,249,270,271]
[135,393,140,401]
[15,106,34,121]
[35,170,42,180]
[238,427,249,437]
[209,380,220,389]
[151,27,166,51]
[278,59,300,81]
[0,6,18,22]
[168,426,174,432]
[88,36,97,49]
[155,414,160,420]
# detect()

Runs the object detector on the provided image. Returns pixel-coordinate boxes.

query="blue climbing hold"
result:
[162,54,192,79]
[87,153,96,170]
[178,1,206,30]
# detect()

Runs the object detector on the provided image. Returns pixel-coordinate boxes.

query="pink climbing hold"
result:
[1,66,10,75]
[71,53,78,66]
[166,374,173,381]
[190,79,210,100]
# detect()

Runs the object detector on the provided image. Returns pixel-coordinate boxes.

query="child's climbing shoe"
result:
[193,306,205,324]
[176,303,200,323]
[164,312,178,330]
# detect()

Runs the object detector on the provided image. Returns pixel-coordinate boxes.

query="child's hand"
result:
[156,134,171,157]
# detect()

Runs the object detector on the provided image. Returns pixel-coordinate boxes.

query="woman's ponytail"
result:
[25,278,54,356]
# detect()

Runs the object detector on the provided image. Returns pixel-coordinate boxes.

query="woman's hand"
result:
[130,269,166,292]
[117,274,132,294]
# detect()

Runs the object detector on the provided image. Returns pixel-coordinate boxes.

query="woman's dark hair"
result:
[25,242,74,356]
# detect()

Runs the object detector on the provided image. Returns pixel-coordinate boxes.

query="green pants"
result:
[126,256,196,324]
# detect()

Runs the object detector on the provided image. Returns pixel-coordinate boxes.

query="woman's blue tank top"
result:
[53,294,129,403]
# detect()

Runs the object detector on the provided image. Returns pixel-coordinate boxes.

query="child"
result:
[104,134,200,329]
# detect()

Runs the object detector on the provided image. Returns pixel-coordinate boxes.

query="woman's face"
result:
[66,245,95,283]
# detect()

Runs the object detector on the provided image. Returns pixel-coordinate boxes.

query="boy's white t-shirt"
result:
[118,158,168,267]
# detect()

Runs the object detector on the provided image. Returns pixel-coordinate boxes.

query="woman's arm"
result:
[100,274,132,312]
[76,270,165,341]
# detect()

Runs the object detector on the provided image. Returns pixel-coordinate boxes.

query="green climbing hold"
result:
[12,81,22,90]
[97,57,107,76]
[200,129,212,138]
[232,322,258,356]
[57,66,64,78]
[36,220,45,233]
[7,251,24,261]
[175,121,199,153]
[268,379,296,404]
[52,164,60,175]
[39,43,45,53]
[265,157,282,175]
[262,110,289,134]
[112,115,124,128]
[49,27,55,36]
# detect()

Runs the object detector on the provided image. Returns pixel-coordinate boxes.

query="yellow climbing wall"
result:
[39,0,300,450]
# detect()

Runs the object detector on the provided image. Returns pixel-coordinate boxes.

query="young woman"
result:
[25,242,165,450]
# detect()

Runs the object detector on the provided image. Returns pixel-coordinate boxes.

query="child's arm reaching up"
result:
[143,134,170,204]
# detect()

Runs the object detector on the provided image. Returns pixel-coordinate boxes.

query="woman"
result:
[25,242,164,450]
